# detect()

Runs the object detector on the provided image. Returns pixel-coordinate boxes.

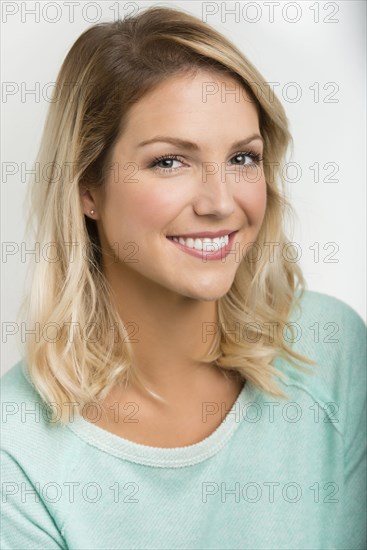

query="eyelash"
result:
[149,150,264,173]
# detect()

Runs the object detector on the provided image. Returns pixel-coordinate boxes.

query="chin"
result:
[179,281,234,302]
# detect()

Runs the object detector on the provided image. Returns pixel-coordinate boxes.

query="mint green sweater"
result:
[1,290,366,549]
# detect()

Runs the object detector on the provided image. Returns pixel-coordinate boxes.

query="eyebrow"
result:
[136,133,264,151]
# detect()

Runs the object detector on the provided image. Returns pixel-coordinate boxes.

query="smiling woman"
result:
[1,5,366,550]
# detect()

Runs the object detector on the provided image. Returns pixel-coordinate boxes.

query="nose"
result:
[192,162,236,218]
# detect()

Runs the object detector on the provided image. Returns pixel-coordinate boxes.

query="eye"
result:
[230,151,263,167]
[148,150,263,174]
[149,154,186,173]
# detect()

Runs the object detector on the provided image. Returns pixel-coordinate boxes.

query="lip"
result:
[166,231,238,261]
[167,229,237,239]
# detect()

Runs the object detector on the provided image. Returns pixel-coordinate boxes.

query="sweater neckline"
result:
[65,378,258,468]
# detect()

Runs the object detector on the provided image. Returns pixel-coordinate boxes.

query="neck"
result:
[105,264,224,398]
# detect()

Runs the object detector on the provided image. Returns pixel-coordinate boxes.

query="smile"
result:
[166,231,238,260]
[167,234,229,250]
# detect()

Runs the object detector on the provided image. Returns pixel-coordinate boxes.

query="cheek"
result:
[103,181,181,239]
[129,185,182,232]
[236,174,267,225]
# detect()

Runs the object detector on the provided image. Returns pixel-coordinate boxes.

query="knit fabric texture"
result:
[1,289,366,549]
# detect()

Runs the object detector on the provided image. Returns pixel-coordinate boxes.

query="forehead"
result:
[122,69,259,133]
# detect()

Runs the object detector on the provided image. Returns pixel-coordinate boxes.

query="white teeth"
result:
[171,234,229,251]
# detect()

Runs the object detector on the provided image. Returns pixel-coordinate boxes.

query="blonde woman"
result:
[1,5,366,550]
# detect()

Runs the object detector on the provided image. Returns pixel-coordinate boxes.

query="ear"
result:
[79,185,99,219]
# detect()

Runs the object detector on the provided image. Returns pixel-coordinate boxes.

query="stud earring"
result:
[90,209,95,215]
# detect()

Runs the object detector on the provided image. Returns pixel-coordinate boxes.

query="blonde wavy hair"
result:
[18,5,316,424]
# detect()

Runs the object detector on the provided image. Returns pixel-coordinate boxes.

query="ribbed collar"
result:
[65,379,257,468]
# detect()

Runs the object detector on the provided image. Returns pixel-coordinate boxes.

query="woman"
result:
[1,5,366,549]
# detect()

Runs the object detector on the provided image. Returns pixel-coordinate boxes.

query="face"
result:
[81,69,267,302]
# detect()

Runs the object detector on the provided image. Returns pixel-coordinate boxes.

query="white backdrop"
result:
[1,0,366,374]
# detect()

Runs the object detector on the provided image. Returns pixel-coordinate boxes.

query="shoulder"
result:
[1,358,84,477]
[1,357,39,405]
[274,288,366,436]
[1,360,72,548]
[291,288,366,372]
[1,358,45,436]
[1,357,57,434]
[293,288,365,329]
